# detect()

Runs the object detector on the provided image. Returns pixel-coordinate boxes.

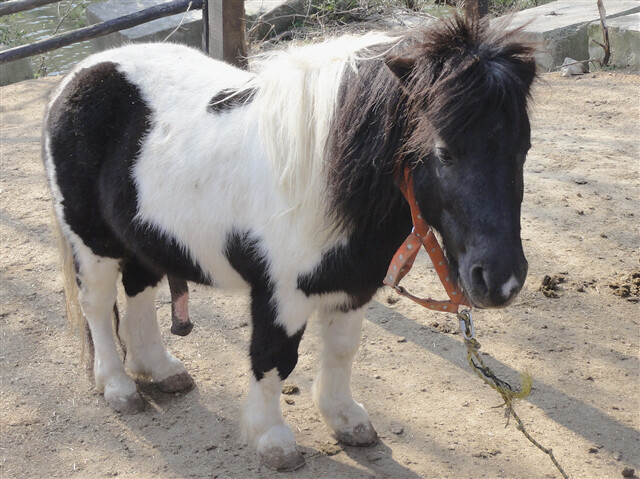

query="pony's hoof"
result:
[259,447,305,472]
[106,392,145,414]
[170,320,193,336]
[336,421,378,447]
[155,372,195,393]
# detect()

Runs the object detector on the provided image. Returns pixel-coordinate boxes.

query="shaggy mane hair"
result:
[400,15,537,156]
[327,14,537,232]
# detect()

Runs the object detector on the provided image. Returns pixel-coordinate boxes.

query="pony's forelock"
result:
[400,14,537,154]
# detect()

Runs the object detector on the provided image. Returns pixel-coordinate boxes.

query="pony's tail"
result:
[50,206,88,360]
[50,206,124,374]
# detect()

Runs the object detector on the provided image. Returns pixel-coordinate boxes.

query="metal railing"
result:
[0,0,247,68]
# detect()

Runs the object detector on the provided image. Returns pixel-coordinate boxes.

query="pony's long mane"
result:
[327,14,537,232]
[245,15,536,237]
[246,33,396,231]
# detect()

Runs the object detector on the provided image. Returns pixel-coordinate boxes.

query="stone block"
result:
[0,44,34,86]
[86,0,203,52]
[588,13,640,68]
[499,0,640,70]
[86,0,288,53]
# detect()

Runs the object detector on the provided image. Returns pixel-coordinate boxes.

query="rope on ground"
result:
[460,313,569,479]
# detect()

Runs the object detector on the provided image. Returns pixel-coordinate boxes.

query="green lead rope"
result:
[458,311,569,479]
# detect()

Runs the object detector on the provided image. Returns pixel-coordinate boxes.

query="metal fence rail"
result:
[0,0,62,16]
[0,0,204,64]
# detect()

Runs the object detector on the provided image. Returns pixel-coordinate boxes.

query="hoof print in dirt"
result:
[155,372,195,393]
[540,274,567,298]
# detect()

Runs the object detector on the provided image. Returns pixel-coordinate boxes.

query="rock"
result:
[391,425,404,435]
[0,44,34,86]
[282,384,299,395]
[397,337,407,343]
[247,0,309,41]
[320,443,342,456]
[86,0,203,52]
[621,467,635,478]
[561,57,588,76]
[498,1,640,70]
[540,274,566,298]
[386,294,400,305]
[589,13,640,69]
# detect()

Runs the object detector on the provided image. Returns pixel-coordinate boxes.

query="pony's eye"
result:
[436,148,454,165]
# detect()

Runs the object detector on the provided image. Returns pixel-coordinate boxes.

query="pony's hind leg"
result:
[72,240,144,414]
[119,260,194,393]
[312,307,378,446]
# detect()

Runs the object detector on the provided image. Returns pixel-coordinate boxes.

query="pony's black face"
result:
[411,111,531,308]
[385,15,537,308]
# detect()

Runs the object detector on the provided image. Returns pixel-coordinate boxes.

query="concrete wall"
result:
[503,0,640,70]
[0,44,34,86]
[588,13,640,68]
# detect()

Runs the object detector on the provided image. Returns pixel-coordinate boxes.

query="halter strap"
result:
[383,165,471,313]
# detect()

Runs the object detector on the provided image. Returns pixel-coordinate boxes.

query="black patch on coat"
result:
[297,212,411,310]
[46,61,210,293]
[121,257,163,297]
[207,87,256,113]
[298,43,413,308]
[224,230,304,381]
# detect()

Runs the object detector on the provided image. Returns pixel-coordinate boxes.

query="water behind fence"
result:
[5,2,93,76]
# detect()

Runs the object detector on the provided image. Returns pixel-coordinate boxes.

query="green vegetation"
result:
[0,14,27,47]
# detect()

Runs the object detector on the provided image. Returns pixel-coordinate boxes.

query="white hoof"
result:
[335,421,378,446]
[103,374,144,414]
[257,425,305,472]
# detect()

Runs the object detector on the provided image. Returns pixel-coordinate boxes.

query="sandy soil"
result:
[1,71,638,479]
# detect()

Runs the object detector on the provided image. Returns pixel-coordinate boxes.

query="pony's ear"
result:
[385,55,416,83]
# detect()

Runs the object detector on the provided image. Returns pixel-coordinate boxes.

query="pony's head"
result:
[386,15,537,309]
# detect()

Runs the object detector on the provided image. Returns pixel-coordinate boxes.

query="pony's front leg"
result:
[313,307,378,446]
[241,290,306,472]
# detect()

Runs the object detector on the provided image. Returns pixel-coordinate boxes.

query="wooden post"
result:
[207,0,247,69]
[464,0,488,17]
[202,0,209,53]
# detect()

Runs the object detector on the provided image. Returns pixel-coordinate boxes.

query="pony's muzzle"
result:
[462,255,528,309]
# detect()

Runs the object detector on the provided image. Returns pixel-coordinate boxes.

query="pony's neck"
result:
[326,52,409,235]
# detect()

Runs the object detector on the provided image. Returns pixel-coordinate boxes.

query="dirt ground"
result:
[0,70,638,479]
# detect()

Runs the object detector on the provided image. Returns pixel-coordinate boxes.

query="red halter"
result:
[383,166,471,313]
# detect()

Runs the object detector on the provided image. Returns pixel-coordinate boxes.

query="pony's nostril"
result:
[470,265,489,295]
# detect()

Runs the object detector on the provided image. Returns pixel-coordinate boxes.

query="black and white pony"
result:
[44,15,535,471]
